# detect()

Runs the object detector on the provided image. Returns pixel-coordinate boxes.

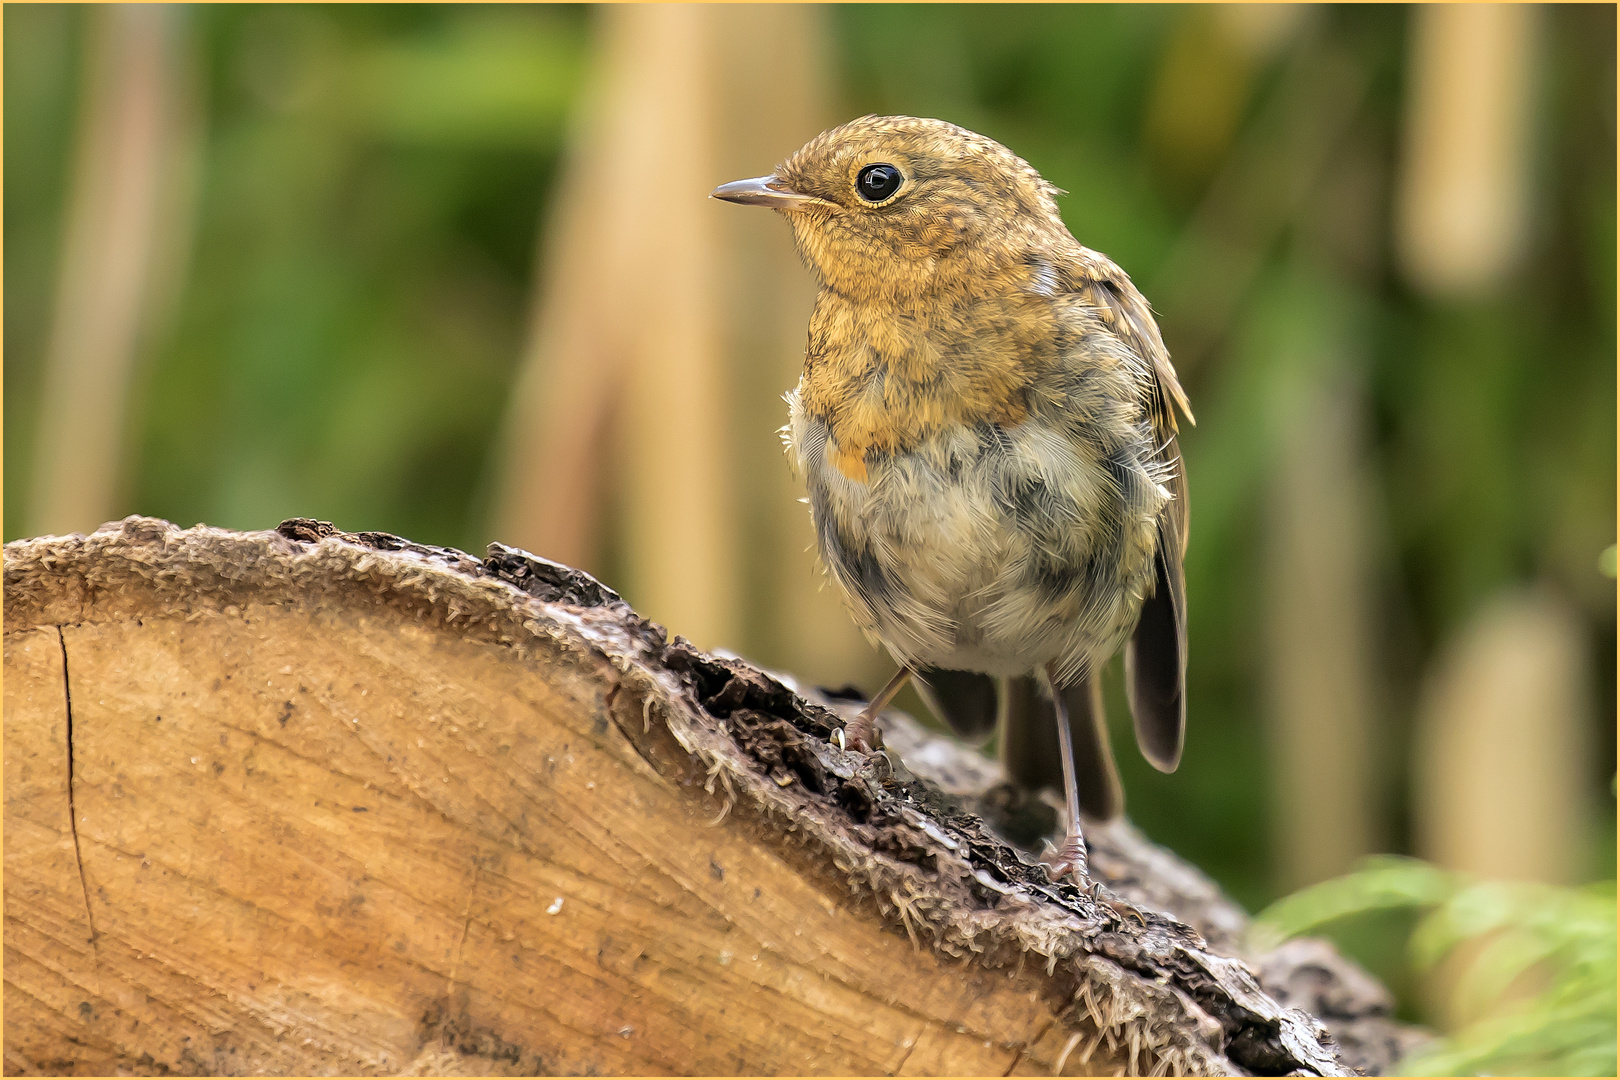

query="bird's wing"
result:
[1125,460,1187,771]
[1061,247,1189,772]
[1066,248,1194,436]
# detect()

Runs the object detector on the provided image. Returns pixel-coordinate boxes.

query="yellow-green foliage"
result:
[1254,856,1617,1077]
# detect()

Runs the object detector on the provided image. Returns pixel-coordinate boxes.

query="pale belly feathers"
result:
[788,387,1171,683]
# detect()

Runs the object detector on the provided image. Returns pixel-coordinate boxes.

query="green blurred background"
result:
[5,2,1614,1028]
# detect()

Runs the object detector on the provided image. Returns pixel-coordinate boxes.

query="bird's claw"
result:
[1088,879,1148,928]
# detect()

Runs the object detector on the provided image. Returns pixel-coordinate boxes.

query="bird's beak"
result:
[709,174,831,211]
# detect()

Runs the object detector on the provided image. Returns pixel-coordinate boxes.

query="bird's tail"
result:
[1002,673,1124,822]
[915,666,1124,822]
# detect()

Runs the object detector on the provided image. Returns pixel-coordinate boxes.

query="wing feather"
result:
[1060,247,1190,771]
[1067,249,1194,432]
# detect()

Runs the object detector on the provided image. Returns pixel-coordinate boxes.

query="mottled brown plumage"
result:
[714,116,1192,878]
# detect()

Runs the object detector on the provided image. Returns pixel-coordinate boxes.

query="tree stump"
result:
[4,518,1417,1075]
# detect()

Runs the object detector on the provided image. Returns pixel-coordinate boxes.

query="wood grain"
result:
[3,518,1360,1076]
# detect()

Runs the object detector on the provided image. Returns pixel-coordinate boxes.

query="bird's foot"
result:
[1039,831,1089,883]
[834,668,908,755]
[1039,836,1147,925]
[836,709,884,754]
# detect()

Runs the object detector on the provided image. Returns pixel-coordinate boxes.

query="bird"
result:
[711,116,1191,880]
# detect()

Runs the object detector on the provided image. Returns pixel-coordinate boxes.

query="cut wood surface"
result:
[4,518,1420,1076]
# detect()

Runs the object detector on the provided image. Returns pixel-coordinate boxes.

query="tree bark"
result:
[3,518,1418,1076]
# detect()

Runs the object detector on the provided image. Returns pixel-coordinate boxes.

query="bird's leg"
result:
[842,667,911,753]
[1039,664,1089,882]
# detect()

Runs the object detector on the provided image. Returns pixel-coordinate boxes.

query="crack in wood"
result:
[57,625,101,985]
[446,858,480,1012]
[889,1025,922,1075]
[1005,1016,1055,1076]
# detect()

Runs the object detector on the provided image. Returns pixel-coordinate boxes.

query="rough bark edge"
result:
[5,516,1353,1077]
[797,695,1428,1077]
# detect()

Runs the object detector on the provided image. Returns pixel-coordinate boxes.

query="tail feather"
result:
[1001,673,1123,822]
[913,666,1000,742]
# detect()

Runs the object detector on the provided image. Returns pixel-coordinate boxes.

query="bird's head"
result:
[712,115,1068,303]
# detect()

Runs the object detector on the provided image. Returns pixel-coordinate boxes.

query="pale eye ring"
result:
[855,163,903,202]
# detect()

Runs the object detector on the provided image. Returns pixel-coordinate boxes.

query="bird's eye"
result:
[855,163,903,202]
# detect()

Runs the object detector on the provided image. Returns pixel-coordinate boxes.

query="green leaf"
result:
[1403,993,1617,1076]
[1445,920,1563,1023]
[1250,855,1456,952]
[1408,879,1527,970]
[1260,858,1616,1076]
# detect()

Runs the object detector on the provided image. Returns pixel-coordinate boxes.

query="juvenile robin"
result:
[712,116,1192,879]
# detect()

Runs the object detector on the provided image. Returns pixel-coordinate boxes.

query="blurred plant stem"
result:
[1396,0,1597,939]
[491,4,738,653]
[491,5,883,685]
[1413,589,1594,887]
[1395,4,1538,298]
[29,4,198,538]
[1264,359,1380,890]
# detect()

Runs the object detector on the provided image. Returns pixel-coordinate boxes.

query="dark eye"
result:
[855,163,903,202]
